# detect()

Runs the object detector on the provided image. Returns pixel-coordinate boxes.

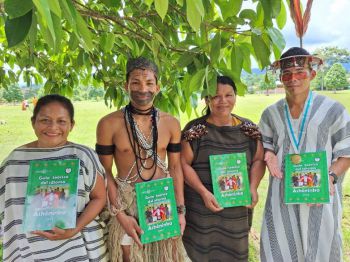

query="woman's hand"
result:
[247,187,258,209]
[265,151,283,179]
[117,212,143,248]
[33,227,78,240]
[200,190,223,213]
[178,213,186,235]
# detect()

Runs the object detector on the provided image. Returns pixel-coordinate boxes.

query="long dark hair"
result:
[203,75,237,116]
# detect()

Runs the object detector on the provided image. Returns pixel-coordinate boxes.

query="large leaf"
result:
[186,0,204,32]
[154,0,168,20]
[231,45,243,79]
[239,43,252,73]
[251,33,270,69]
[32,0,56,45]
[259,0,273,27]
[210,32,221,64]
[267,27,285,55]
[276,0,287,30]
[189,68,206,93]
[239,9,257,26]
[4,0,33,19]
[47,0,61,18]
[100,32,115,53]
[5,10,32,47]
[215,0,243,20]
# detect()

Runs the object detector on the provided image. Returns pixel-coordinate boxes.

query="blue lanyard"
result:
[284,92,313,151]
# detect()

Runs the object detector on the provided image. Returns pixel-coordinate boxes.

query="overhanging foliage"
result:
[0,0,287,115]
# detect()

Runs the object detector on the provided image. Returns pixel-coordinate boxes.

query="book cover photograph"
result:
[135,177,180,244]
[209,153,251,208]
[284,151,330,204]
[23,159,80,232]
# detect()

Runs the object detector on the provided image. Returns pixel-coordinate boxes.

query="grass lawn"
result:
[0,90,350,261]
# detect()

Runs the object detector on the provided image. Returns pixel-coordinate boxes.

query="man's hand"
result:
[117,212,143,248]
[33,227,78,240]
[178,213,186,235]
[200,190,223,213]
[265,151,283,179]
[247,187,258,209]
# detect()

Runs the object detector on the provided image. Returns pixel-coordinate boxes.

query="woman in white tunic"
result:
[259,47,350,262]
[0,94,108,261]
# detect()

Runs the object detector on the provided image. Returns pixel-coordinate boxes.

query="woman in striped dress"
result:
[181,76,265,261]
[0,94,108,261]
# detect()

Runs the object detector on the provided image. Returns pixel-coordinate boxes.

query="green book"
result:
[135,177,180,244]
[23,159,80,232]
[284,151,330,204]
[209,153,251,208]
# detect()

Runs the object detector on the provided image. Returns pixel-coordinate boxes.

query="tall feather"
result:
[288,0,314,47]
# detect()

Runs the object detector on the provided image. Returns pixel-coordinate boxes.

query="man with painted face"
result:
[259,47,350,262]
[96,57,185,261]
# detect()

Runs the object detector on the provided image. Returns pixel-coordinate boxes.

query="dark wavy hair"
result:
[204,75,237,116]
[31,94,74,123]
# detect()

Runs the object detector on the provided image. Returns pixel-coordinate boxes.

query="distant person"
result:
[259,47,350,262]
[181,75,265,261]
[0,94,108,261]
[32,96,38,107]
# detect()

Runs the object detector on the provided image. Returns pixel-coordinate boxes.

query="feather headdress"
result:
[289,0,314,47]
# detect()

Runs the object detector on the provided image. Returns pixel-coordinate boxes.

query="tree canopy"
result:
[0,0,287,115]
[324,62,348,93]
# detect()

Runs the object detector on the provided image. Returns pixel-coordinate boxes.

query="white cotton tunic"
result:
[258,92,350,262]
[0,143,108,261]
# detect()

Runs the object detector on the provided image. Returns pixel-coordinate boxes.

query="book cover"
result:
[135,177,180,244]
[209,153,251,208]
[284,151,330,204]
[23,159,80,232]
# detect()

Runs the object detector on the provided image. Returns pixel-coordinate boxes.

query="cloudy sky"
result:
[280,0,350,52]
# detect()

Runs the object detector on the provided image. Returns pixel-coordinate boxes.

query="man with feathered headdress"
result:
[259,47,350,262]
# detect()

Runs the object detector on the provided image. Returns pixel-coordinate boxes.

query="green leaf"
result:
[28,11,37,51]
[177,52,195,68]
[239,9,257,25]
[239,43,252,73]
[76,13,94,51]
[47,0,61,18]
[176,0,184,7]
[4,0,33,19]
[189,68,205,92]
[186,0,204,32]
[52,13,62,52]
[251,33,270,69]
[101,32,115,53]
[216,0,243,20]
[267,27,285,55]
[5,10,32,47]
[258,0,273,27]
[210,32,221,64]
[32,0,56,45]
[144,0,154,7]
[68,34,79,50]
[119,35,134,50]
[154,0,168,20]
[154,33,166,47]
[231,45,243,79]
[276,1,287,29]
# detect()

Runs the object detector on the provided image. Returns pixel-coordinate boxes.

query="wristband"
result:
[328,171,338,184]
[177,205,186,215]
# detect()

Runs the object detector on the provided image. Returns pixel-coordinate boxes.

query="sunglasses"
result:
[280,70,309,82]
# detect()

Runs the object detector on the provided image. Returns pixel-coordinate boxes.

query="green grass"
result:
[0,90,350,260]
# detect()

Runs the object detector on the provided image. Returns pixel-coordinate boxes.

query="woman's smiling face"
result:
[32,102,74,148]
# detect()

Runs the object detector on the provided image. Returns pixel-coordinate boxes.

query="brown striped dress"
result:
[182,115,257,262]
